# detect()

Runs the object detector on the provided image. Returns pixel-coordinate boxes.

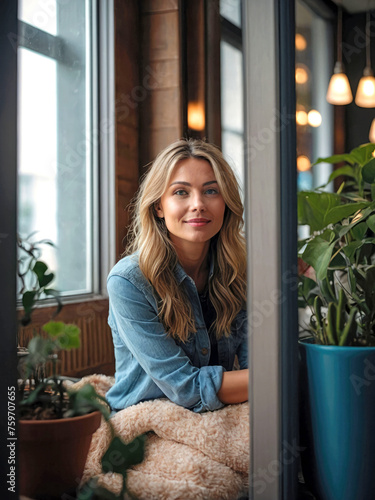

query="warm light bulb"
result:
[295,34,307,51]
[295,66,309,84]
[355,71,375,107]
[326,68,353,105]
[296,110,308,126]
[297,155,311,172]
[188,102,205,131]
[307,110,322,127]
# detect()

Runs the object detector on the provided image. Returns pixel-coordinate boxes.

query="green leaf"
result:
[313,154,356,166]
[302,237,336,280]
[327,165,357,184]
[101,435,145,475]
[350,143,375,166]
[367,214,375,233]
[362,157,375,184]
[33,260,54,288]
[42,321,81,350]
[298,275,319,306]
[338,204,375,237]
[22,290,37,314]
[298,191,341,231]
[351,221,368,240]
[44,288,63,315]
[342,240,363,260]
[324,202,369,226]
[66,383,110,419]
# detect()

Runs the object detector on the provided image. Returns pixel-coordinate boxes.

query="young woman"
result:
[106,139,248,413]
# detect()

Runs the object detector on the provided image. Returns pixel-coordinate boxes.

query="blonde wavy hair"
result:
[126,138,247,342]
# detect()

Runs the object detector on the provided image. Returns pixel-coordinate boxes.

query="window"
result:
[296,0,334,192]
[17,0,100,296]
[220,0,245,192]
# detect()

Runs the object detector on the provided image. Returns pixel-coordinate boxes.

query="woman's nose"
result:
[191,192,206,212]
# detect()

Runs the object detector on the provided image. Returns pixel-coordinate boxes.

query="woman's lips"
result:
[184,218,211,227]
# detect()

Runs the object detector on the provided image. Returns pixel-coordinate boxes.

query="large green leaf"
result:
[324,202,369,226]
[301,237,336,280]
[362,157,375,184]
[298,191,341,231]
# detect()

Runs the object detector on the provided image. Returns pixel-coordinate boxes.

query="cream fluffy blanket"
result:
[72,374,249,500]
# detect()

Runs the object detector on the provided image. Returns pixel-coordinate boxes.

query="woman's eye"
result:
[174,189,188,196]
[205,188,219,195]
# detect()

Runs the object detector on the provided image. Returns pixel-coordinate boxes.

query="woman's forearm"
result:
[217,369,249,404]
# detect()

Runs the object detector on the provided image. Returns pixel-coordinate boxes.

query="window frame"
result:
[243,0,298,498]
[16,0,116,304]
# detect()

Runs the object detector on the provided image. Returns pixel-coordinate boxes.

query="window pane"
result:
[19,0,57,35]
[17,0,94,296]
[221,41,243,133]
[221,41,244,193]
[220,0,242,28]
[296,0,334,191]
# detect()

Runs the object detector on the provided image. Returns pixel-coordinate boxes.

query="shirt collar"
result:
[174,247,215,284]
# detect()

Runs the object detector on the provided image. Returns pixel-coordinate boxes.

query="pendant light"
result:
[326,5,353,105]
[355,11,375,107]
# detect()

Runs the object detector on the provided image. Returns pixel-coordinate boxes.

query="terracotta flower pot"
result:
[19,411,101,498]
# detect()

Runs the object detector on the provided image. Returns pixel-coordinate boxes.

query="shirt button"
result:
[201,348,208,355]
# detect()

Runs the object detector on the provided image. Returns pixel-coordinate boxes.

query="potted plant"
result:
[18,322,145,499]
[17,234,145,499]
[298,143,375,500]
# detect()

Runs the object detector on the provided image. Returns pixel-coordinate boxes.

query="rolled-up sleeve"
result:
[107,275,224,412]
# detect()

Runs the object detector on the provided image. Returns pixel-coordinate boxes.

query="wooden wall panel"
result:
[114,0,141,256]
[18,300,114,377]
[140,1,183,170]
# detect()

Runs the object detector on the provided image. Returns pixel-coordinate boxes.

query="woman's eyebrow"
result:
[169,180,218,187]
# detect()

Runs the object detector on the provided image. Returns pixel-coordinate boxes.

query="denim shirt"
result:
[106,253,248,413]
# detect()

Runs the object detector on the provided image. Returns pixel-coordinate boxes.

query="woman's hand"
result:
[217,369,249,404]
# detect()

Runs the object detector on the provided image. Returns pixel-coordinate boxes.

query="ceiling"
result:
[332,0,375,13]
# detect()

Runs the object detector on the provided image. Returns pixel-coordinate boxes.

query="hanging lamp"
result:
[326,5,353,105]
[355,11,375,107]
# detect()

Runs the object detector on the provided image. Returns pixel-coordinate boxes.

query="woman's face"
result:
[155,157,226,251]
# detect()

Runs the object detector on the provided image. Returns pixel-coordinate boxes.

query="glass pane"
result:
[222,131,244,194]
[221,42,243,133]
[17,1,93,295]
[19,0,57,35]
[296,1,334,191]
[221,41,244,193]
[220,0,242,28]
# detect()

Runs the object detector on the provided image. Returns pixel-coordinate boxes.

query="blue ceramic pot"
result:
[299,338,375,500]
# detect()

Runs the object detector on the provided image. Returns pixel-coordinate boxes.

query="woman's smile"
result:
[184,217,211,227]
